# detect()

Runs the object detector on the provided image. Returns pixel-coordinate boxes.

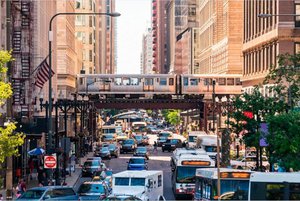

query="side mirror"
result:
[171,167,175,172]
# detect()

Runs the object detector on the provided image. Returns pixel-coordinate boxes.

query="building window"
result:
[89,16,93,27]
[89,50,93,62]
[89,33,93,44]
[76,0,82,9]
[82,33,86,44]
[296,4,300,27]
[89,0,92,10]
[295,42,300,54]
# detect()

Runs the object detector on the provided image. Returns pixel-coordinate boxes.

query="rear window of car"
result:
[129,158,145,164]
[49,188,76,198]
[124,140,134,144]
[84,160,100,166]
[78,183,105,194]
[19,189,45,199]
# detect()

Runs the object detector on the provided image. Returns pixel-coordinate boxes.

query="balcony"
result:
[152,44,157,51]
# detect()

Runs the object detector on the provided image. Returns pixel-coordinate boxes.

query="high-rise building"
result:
[141,28,154,74]
[75,0,98,75]
[152,0,168,74]
[98,0,117,74]
[242,0,300,93]
[197,0,243,74]
[166,0,198,74]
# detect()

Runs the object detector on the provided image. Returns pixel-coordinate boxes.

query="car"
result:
[133,135,143,145]
[17,186,78,200]
[86,157,102,164]
[230,155,269,171]
[101,134,116,143]
[98,147,112,160]
[157,131,173,138]
[92,170,113,190]
[108,143,119,158]
[82,160,102,177]
[127,157,148,170]
[104,195,143,201]
[157,136,169,147]
[133,146,150,160]
[162,139,183,152]
[120,139,137,153]
[78,181,110,200]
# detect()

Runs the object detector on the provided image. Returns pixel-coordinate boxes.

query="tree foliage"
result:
[162,110,181,126]
[267,112,300,171]
[0,50,24,163]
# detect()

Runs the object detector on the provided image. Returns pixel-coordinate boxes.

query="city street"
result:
[75,134,186,200]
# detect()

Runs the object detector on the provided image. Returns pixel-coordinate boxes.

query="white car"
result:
[230,155,269,171]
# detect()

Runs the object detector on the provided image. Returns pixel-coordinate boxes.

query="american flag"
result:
[34,58,54,88]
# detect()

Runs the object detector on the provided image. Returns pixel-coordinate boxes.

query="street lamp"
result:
[47,12,120,155]
[258,13,299,18]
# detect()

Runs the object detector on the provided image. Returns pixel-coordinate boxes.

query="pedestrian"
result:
[28,158,34,180]
[153,141,158,154]
[16,178,26,197]
[0,193,3,201]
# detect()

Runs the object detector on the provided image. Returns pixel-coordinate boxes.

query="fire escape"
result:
[11,0,33,118]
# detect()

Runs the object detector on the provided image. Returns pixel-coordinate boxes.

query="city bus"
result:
[194,168,252,200]
[249,172,300,200]
[171,150,215,199]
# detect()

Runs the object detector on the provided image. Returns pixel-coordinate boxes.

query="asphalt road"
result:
[75,133,187,200]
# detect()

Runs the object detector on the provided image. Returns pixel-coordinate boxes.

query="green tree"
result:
[0,50,24,163]
[264,53,300,110]
[167,110,180,126]
[266,112,300,171]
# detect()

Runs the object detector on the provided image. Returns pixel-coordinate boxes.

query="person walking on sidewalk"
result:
[153,141,158,154]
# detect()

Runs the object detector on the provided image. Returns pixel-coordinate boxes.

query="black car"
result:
[82,160,102,177]
[120,139,137,153]
[133,146,150,160]
[98,147,112,159]
[108,144,119,158]
[162,139,183,152]
[157,136,168,147]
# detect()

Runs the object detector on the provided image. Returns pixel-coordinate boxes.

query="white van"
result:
[188,131,207,148]
[196,134,219,160]
[111,170,164,201]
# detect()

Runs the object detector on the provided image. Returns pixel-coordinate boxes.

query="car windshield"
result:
[159,137,167,140]
[124,140,134,145]
[84,161,99,167]
[188,136,197,142]
[101,147,109,152]
[105,170,113,176]
[205,146,217,152]
[19,189,45,199]
[129,158,145,164]
[104,135,114,140]
[160,133,171,137]
[109,144,116,149]
[176,166,198,183]
[135,135,143,140]
[136,147,147,153]
[78,183,105,194]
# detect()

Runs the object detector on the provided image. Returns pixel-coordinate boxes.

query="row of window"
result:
[243,42,277,76]
[76,0,95,11]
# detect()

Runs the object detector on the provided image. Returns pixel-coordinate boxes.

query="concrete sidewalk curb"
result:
[72,171,82,188]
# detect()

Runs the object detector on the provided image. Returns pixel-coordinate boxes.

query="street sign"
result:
[44,155,57,169]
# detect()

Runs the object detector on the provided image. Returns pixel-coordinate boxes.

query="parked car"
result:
[86,157,102,164]
[230,155,269,171]
[92,170,113,191]
[108,143,119,158]
[133,146,150,160]
[162,139,183,152]
[127,157,148,170]
[17,186,78,200]
[120,139,137,154]
[78,181,110,200]
[98,147,112,160]
[82,160,102,177]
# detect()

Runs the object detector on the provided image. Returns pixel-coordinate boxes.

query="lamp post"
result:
[47,12,120,155]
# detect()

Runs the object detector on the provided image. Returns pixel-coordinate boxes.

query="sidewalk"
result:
[0,152,93,200]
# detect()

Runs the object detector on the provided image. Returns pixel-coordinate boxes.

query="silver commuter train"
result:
[77,74,242,98]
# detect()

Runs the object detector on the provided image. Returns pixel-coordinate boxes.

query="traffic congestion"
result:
[16,110,300,200]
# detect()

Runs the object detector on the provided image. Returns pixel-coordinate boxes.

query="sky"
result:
[116,0,151,74]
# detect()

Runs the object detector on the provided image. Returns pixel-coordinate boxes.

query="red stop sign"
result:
[44,155,57,169]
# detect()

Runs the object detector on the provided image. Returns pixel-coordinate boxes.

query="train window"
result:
[235,78,242,85]
[183,77,188,86]
[204,78,211,86]
[131,78,139,85]
[169,78,174,86]
[218,78,226,85]
[115,78,122,85]
[145,78,153,86]
[123,78,130,85]
[227,78,234,86]
[160,78,167,85]
[190,79,198,86]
